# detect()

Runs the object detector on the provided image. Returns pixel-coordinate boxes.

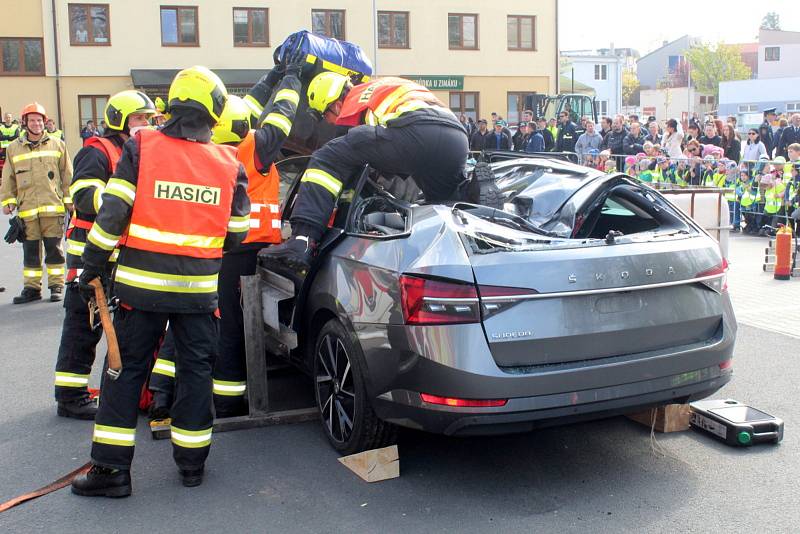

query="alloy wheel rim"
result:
[315,333,355,443]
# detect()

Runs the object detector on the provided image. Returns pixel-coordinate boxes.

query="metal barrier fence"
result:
[588,154,800,232]
[474,148,799,234]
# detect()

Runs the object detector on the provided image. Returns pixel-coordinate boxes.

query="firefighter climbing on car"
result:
[259,72,476,278]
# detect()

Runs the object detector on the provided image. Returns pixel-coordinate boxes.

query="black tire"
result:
[313,319,397,455]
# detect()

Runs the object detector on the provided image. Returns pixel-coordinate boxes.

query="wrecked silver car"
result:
[269,153,736,454]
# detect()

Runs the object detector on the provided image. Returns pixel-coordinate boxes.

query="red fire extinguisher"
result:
[774,225,793,280]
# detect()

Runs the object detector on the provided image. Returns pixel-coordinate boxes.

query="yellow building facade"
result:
[1,0,558,157]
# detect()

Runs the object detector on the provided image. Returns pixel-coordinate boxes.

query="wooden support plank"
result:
[626,404,692,433]
[212,407,318,432]
[241,274,269,416]
[338,445,400,483]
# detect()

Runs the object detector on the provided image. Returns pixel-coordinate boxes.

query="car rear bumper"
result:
[373,367,731,436]
[358,308,736,436]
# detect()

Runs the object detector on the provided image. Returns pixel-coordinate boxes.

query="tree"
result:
[622,69,640,106]
[684,43,751,103]
[760,12,781,30]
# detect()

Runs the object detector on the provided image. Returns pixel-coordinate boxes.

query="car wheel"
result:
[313,319,397,455]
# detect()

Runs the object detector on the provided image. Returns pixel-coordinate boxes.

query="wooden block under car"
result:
[626,404,692,433]
[338,445,399,482]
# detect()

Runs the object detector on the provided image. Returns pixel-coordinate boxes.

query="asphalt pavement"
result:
[0,233,797,533]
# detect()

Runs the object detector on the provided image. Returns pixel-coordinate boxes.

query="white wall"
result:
[640,87,712,122]
[758,43,800,79]
[562,56,622,116]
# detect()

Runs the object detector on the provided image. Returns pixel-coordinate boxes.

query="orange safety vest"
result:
[71,136,123,231]
[337,77,445,128]
[122,129,238,259]
[237,132,282,244]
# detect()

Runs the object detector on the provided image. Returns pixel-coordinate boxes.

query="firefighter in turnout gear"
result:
[149,45,304,418]
[1,102,73,304]
[259,73,469,277]
[54,90,157,420]
[71,66,250,497]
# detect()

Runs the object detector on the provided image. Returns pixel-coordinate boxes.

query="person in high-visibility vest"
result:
[787,163,800,233]
[0,103,72,304]
[720,160,741,231]
[54,90,157,421]
[71,66,250,497]
[739,169,760,234]
[149,44,305,419]
[0,112,21,152]
[259,72,469,278]
[45,118,64,141]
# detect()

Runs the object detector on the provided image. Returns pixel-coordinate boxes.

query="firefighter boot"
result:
[258,235,318,282]
[180,466,204,488]
[57,396,98,420]
[50,285,63,302]
[467,162,503,209]
[13,287,42,304]
[71,465,132,498]
[148,391,171,421]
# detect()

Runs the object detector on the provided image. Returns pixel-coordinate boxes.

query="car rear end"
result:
[368,164,736,435]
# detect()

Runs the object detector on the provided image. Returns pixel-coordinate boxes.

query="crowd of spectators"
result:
[458,108,800,236]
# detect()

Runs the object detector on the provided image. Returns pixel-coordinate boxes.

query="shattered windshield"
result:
[490,159,591,228]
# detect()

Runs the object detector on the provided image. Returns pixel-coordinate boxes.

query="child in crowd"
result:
[604,159,616,173]
[624,155,637,177]
[787,163,800,233]
[738,168,760,234]
[637,158,653,182]
[597,150,610,171]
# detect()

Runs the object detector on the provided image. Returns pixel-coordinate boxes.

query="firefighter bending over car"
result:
[149,39,306,419]
[71,66,250,497]
[259,73,470,277]
[55,90,157,420]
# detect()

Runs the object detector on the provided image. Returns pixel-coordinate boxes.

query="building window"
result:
[0,38,44,75]
[764,46,780,62]
[786,102,800,112]
[507,92,535,125]
[312,9,345,40]
[737,104,758,113]
[78,95,108,131]
[160,6,199,46]
[448,13,478,50]
[507,15,534,51]
[449,91,479,122]
[594,100,609,115]
[68,4,110,45]
[594,64,608,80]
[233,7,268,47]
[378,11,409,49]
[667,55,684,73]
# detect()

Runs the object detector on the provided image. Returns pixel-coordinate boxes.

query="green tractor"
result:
[525,93,597,136]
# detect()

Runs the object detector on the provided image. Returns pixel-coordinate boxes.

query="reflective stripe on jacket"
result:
[0,133,72,220]
[66,136,124,273]
[337,77,446,128]
[237,131,281,245]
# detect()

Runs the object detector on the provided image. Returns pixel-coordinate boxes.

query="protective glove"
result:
[283,36,307,78]
[78,263,108,304]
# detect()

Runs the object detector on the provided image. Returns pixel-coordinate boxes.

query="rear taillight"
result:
[477,285,536,318]
[420,393,508,407]
[400,275,480,325]
[719,359,733,370]
[695,258,728,293]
